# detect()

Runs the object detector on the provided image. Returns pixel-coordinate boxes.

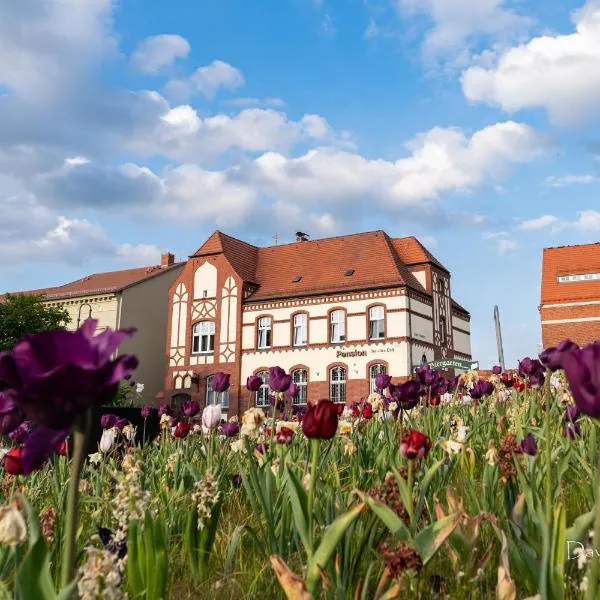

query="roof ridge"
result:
[260,229,387,250]
[544,241,600,251]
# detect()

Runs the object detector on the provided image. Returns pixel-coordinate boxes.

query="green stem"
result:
[544,370,552,527]
[307,438,320,557]
[586,427,600,600]
[60,410,91,590]
[407,459,414,531]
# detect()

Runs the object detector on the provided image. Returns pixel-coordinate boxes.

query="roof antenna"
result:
[273,233,280,245]
[296,231,309,242]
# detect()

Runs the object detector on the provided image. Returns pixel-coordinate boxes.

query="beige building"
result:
[6,253,183,403]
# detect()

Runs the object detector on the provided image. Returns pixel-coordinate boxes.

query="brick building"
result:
[540,242,600,349]
[164,230,471,416]
[4,253,184,402]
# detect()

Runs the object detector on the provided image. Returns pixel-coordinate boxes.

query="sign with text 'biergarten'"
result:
[413,358,479,372]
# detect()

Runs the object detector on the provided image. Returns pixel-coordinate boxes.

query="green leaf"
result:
[565,509,595,544]
[306,502,365,595]
[415,459,445,524]
[551,504,566,599]
[390,466,413,522]
[224,524,265,574]
[357,491,411,542]
[127,519,145,598]
[285,465,311,555]
[415,512,461,566]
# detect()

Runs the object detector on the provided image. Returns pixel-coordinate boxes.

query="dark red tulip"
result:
[362,404,373,419]
[429,395,441,406]
[302,400,338,440]
[3,447,24,475]
[174,421,192,438]
[336,403,345,415]
[212,372,230,393]
[269,367,292,393]
[247,376,263,392]
[561,342,600,419]
[492,365,502,375]
[56,439,68,456]
[400,430,431,460]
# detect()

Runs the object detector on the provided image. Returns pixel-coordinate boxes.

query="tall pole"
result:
[494,305,505,371]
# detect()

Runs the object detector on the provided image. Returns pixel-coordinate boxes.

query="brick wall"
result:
[542,321,600,348]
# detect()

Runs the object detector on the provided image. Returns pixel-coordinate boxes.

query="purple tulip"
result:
[170,416,180,428]
[375,373,392,391]
[114,418,128,431]
[0,390,24,434]
[539,339,579,372]
[269,367,292,393]
[255,443,269,454]
[247,375,263,392]
[518,357,545,387]
[287,383,299,399]
[393,380,421,411]
[520,433,537,456]
[469,380,494,400]
[561,342,600,419]
[158,403,171,417]
[415,364,440,387]
[101,414,118,429]
[8,420,33,444]
[565,405,580,423]
[492,365,502,375]
[182,399,200,418]
[212,372,230,393]
[140,404,153,418]
[291,405,306,418]
[432,378,449,396]
[221,422,240,437]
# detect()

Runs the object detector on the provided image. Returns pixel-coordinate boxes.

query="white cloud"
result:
[64,156,91,168]
[165,60,244,100]
[115,243,164,264]
[519,215,559,230]
[497,237,518,255]
[397,0,532,61]
[226,97,287,108]
[575,209,600,231]
[131,34,190,74]
[461,1,600,125]
[545,174,599,187]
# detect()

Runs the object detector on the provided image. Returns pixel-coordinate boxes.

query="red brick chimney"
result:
[161,252,175,267]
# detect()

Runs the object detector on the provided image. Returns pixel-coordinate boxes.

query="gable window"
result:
[330,310,346,343]
[330,366,346,404]
[369,306,385,340]
[369,364,387,394]
[192,321,215,354]
[206,375,229,410]
[293,313,308,346]
[256,370,270,407]
[292,369,308,405]
[257,317,272,349]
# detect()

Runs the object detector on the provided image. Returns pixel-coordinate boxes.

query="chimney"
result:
[161,252,175,267]
[295,231,310,242]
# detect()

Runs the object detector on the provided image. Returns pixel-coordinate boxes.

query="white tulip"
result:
[202,404,221,430]
[99,428,116,453]
[135,383,145,394]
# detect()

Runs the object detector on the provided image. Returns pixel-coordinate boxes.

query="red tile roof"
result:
[4,263,183,302]
[541,243,600,304]
[192,230,465,310]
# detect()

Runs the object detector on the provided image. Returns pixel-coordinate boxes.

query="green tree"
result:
[0,294,71,351]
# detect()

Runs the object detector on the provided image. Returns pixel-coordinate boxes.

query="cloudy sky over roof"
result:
[2,0,600,367]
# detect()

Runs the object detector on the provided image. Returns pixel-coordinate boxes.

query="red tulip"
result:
[174,421,192,439]
[3,447,24,475]
[275,427,294,445]
[362,404,373,419]
[336,404,345,415]
[400,430,431,460]
[429,395,441,406]
[57,440,68,456]
[302,400,338,440]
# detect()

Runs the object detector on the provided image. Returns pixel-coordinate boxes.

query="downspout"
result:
[114,293,123,358]
[407,292,413,375]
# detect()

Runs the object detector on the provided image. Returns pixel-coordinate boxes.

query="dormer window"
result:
[292,275,302,283]
[344,269,355,276]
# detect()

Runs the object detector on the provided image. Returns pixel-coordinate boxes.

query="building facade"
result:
[164,231,471,415]
[6,253,183,403]
[540,242,600,348]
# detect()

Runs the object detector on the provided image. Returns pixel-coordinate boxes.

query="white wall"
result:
[453,330,471,356]
[47,295,119,331]
[410,314,433,343]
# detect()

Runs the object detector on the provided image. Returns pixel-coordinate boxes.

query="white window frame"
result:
[330,310,346,344]
[369,306,385,340]
[206,375,229,410]
[192,321,215,354]
[292,369,308,405]
[256,371,270,407]
[369,364,387,394]
[330,366,346,404]
[257,317,272,349]
[293,313,308,347]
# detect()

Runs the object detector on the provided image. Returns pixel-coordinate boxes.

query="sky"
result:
[1,0,600,369]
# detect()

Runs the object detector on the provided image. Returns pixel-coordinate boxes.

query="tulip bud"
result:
[302,400,338,440]
[99,428,116,453]
[212,372,230,393]
[0,502,26,546]
[202,404,222,430]
[247,375,263,392]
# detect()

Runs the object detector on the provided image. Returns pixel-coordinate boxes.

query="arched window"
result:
[256,370,270,407]
[206,375,229,409]
[330,366,346,404]
[172,393,190,409]
[330,310,345,343]
[369,306,385,340]
[192,321,215,354]
[293,313,308,346]
[369,364,387,393]
[292,369,308,405]
[257,317,272,349]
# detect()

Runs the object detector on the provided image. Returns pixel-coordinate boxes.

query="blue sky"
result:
[2,0,600,369]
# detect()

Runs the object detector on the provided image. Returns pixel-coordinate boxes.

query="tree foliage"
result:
[0,294,71,351]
